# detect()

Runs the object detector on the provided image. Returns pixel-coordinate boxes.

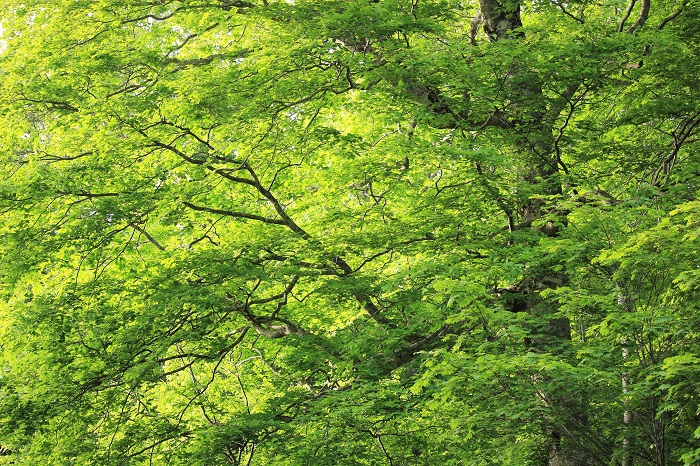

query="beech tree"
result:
[1,0,699,465]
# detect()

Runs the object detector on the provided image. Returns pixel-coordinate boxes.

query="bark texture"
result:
[479,0,524,41]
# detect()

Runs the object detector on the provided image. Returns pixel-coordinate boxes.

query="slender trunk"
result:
[618,285,633,466]
[622,345,632,466]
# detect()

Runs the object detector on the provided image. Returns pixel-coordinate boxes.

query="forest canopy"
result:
[0,0,699,464]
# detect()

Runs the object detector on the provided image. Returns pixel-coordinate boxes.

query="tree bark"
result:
[479,0,524,41]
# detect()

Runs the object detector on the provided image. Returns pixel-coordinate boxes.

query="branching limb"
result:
[651,113,700,185]
[188,219,222,248]
[552,87,588,175]
[236,277,307,338]
[145,139,257,187]
[241,162,312,239]
[247,276,300,308]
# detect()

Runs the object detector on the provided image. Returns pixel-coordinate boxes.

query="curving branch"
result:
[625,0,651,33]
[352,234,436,273]
[122,10,181,25]
[618,0,637,32]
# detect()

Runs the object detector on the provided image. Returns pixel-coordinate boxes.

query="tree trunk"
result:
[476,1,586,464]
[479,0,524,41]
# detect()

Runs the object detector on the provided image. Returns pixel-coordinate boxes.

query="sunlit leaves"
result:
[1,0,699,464]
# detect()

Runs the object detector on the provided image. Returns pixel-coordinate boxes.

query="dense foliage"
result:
[1,0,699,464]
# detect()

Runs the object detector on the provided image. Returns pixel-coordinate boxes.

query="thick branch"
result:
[56,190,120,198]
[234,278,309,338]
[469,12,484,46]
[626,0,651,33]
[183,201,286,226]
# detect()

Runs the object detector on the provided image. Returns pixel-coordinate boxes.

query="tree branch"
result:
[619,0,638,32]
[657,0,689,30]
[352,234,436,273]
[625,0,651,33]
[182,201,286,226]
[144,139,257,187]
[554,0,585,23]
[56,190,120,198]
[130,223,166,251]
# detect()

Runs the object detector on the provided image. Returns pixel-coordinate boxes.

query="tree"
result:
[0,0,699,464]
